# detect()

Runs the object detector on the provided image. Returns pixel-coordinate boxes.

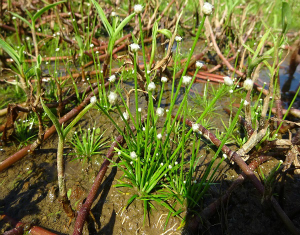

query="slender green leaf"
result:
[125,194,138,209]
[0,38,20,67]
[114,13,135,37]
[33,1,66,23]
[282,1,291,35]
[63,102,95,137]
[252,28,271,61]
[75,35,84,51]
[157,29,172,39]
[10,12,31,28]
[40,98,63,138]
[91,0,113,36]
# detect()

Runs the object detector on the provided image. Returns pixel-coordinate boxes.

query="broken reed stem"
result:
[174,115,300,235]
[1,214,57,235]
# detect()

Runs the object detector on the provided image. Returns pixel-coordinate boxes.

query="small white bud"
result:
[182,76,192,86]
[108,92,118,105]
[130,151,137,159]
[161,77,168,83]
[192,123,200,132]
[168,165,172,169]
[157,133,162,139]
[134,4,143,14]
[223,76,233,86]
[156,107,164,117]
[223,154,227,159]
[244,100,249,106]
[111,12,116,17]
[55,48,60,52]
[138,107,142,112]
[90,96,97,104]
[90,43,94,48]
[148,82,156,92]
[202,2,214,15]
[175,36,182,42]
[196,61,204,69]
[108,74,116,83]
[130,43,140,52]
[243,78,253,90]
[122,112,129,121]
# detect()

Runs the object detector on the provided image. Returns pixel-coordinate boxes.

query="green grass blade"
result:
[91,0,113,36]
[0,38,21,67]
[33,1,66,23]
[114,13,135,36]
[9,12,31,28]
[40,98,63,139]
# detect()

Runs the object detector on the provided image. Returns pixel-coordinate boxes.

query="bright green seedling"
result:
[10,0,66,56]
[91,0,135,75]
[40,96,97,212]
[69,125,108,165]
[14,118,38,148]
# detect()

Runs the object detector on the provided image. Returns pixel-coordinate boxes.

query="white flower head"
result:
[138,107,142,112]
[111,12,117,17]
[182,76,192,86]
[129,43,140,52]
[90,43,94,48]
[223,76,233,86]
[168,165,172,169]
[26,37,30,41]
[148,82,156,92]
[90,96,97,104]
[229,89,233,93]
[130,151,137,159]
[202,2,214,15]
[192,123,200,132]
[196,61,204,69]
[161,77,168,83]
[134,4,143,14]
[156,107,164,117]
[160,162,164,166]
[244,100,249,106]
[175,36,182,42]
[12,16,16,20]
[108,74,116,83]
[223,154,227,159]
[108,92,118,105]
[122,112,129,121]
[243,78,253,90]
[175,161,178,165]
[157,133,162,139]
[55,48,60,52]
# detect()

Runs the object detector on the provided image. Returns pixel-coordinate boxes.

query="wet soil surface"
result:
[1,52,300,235]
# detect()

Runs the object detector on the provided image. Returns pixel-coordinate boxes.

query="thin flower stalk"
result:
[133,51,141,154]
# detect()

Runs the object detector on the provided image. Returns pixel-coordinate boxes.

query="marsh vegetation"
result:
[0,0,300,234]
